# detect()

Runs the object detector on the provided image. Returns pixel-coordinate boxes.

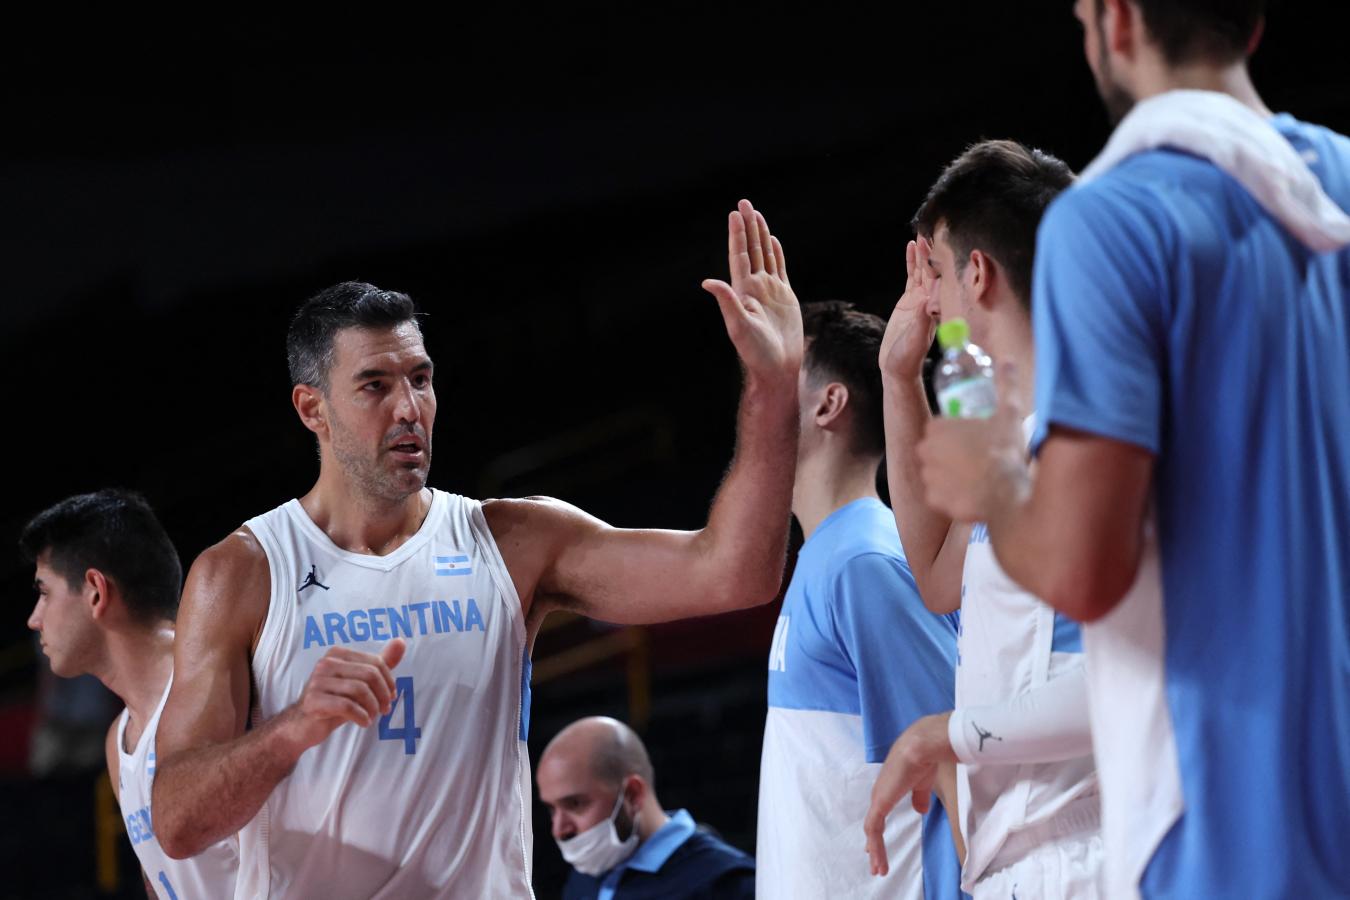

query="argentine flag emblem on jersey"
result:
[435,554,473,577]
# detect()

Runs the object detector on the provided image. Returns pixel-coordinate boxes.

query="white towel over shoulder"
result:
[1079,89,1350,251]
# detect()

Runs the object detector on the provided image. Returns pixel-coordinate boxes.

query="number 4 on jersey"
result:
[378,676,422,755]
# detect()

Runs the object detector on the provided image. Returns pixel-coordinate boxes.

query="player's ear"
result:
[85,568,112,621]
[293,383,328,437]
[815,383,849,430]
[1102,0,1136,58]
[622,774,645,810]
[968,249,996,309]
[1245,16,1265,56]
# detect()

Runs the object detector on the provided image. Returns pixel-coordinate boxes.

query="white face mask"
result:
[556,788,640,876]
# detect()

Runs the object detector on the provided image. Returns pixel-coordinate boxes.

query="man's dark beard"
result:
[615,804,636,842]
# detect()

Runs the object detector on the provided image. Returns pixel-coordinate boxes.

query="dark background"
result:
[2,5,1345,897]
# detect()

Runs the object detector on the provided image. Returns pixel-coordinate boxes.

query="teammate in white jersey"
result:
[21,490,237,900]
[862,142,1105,898]
[150,200,804,897]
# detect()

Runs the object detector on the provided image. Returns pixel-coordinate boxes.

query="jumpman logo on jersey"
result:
[972,721,1004,753]
[297,564,330,594]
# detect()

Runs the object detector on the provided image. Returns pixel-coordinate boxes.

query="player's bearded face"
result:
[329,404,433,502]
[320,323,437,503]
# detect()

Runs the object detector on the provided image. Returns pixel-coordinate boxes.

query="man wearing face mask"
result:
[537,716,755,899]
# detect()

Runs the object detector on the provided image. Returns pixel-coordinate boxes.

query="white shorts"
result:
[972,832,1104,900]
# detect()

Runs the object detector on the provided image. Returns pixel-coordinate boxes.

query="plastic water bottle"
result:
[934,318,996,418]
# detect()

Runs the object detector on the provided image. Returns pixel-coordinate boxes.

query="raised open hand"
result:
[880,236,938,382]
[701,199,803,384]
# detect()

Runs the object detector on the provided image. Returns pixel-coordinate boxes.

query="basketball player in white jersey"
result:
[21,490,237,900]
[149,199,802,898]
[862,143,1104,898]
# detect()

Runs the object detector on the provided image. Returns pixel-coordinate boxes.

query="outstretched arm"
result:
[152,531,405,858]
[493,199,802,627]
[880,237,970,614]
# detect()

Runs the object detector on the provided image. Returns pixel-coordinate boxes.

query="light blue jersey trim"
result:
[518,649,532,741]
[1051,612,1083,653]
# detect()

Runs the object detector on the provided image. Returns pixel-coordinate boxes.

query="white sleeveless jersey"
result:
[117,675,239,900]
[955,530,1099,890]
[237,490,534,899]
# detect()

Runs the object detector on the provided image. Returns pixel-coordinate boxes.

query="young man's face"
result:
[28,551,99,677]
[320,322,437,503]
[928,226,995,342]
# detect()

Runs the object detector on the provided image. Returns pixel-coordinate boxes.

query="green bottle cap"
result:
[937,318,971,351]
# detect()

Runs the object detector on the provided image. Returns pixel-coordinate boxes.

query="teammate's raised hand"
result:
[280,639,407,754]
[880,237,938,381]
[701,199,803,384]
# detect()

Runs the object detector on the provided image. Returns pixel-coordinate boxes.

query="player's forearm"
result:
[696,371,798,608]
[152,708,307,859]
[971,444,1072,608]
[947,665,1092,765]
[883,374,958,600]
[986,459,1139,622]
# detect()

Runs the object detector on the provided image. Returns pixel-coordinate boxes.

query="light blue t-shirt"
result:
[760,497,962,899]
[1032,115,1350,897]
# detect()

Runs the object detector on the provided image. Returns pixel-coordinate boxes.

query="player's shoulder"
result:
[188,526,270,588]
[1275,114,1350,203]
[1045,163,1167,232]
[482,495,557,523]
[1039,165,1182,273]
[812,519,925,620]
[1274,114,1350,159]
[178,527,272,636]
[817,508,907,575]
[482,496,605,541]
[824,547,916,608]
